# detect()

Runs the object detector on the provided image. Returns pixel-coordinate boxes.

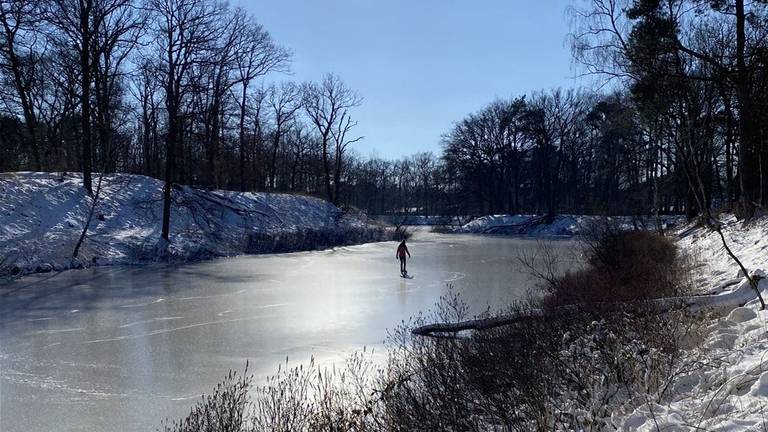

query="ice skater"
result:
[396,240,411,276]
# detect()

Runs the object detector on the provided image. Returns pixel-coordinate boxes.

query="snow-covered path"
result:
[0,231,576,432]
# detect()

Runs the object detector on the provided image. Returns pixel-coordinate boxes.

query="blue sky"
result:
[243,0,577,159]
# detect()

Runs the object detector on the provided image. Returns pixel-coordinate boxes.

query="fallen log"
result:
[411,310,548,336]
[412,274,766,338]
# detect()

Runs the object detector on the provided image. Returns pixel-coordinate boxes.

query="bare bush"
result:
[536,222,694,307]
[393,219,411,241]
[378,298,704,431]
[161,365,251,432]
[249,350,380,432]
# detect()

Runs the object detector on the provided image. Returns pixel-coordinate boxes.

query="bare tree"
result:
[197,6,243,188]
[232,14,290,191]
[247,86,267,190]
[570,0,768,216]
[90,0,144,172]
[286,123,314,192]
[149,0,218,241]
[70,0,142,258]
[0,0,43,169]
[330,105,362,205]
[266,82,301,190]
[44,0,95,194]
[302,73,361,205]
[129,59,162,177]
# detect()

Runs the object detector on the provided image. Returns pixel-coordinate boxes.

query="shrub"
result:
[249,351,379,432]
[393,225,410,241]
[376,299,703,431]
[540,223,692,307]
[160,366,251,432]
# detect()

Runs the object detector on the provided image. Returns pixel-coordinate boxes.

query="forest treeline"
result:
[2,0,768,225]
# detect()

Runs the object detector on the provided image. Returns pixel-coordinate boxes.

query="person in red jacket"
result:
[396,240,411,275]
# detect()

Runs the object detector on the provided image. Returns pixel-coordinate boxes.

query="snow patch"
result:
[454,214,684,236]
[618,216,768,431]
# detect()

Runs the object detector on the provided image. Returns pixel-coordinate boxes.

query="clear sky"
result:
[241,0,577,159]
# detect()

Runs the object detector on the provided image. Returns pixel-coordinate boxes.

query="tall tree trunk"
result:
[720,86,736,204]
[238,84,248,192]
[209,99,222,188]
[8,53,40,169]
[269,124,280,190]
[333,147,342,206]
[0,9,41,170]
[322,137,333,203]
[735,0,758,216]
[150,108,158,177]
[80,0,93,195]
[142,99,152,174]
[290,150,300,192]
[162,82,177,242]
[94,57,112,174]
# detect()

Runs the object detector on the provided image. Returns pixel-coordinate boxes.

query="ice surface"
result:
[0,231,575,432]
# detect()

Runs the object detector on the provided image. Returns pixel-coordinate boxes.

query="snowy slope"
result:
[0,172,389,277]
[455,214,685,236]
[620,216,768,431]
[679,214,768,291]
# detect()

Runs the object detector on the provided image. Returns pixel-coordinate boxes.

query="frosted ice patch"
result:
[119,298,164,308]
[727,307,757,323]
[443,271,466,282]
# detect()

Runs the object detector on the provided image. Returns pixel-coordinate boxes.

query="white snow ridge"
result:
[0,172,389,277]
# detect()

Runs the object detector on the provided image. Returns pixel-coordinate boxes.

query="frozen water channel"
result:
[0,230,576,432]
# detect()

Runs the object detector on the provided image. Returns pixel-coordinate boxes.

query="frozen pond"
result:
[0,230,576,432]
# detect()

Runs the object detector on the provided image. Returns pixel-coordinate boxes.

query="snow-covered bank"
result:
[454,214,685,236]
[373,215,464,226]
[619,216,768,431]
[0,172,391,277]
[679,214,768,290]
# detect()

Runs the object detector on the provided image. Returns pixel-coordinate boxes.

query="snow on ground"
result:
[679,214,768,291]
[373,215,463,226]
[620,216,768,431]
[455,214,685,236]
[0,172,389,277]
